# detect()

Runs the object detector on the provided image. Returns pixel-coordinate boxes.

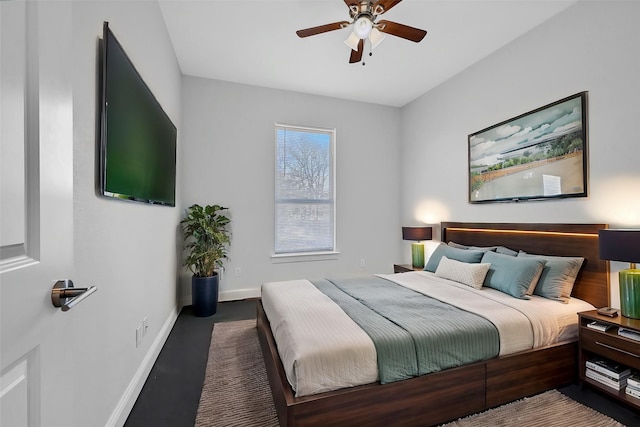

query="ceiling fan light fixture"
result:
[344,32,360,51]
[353,16,373,39]
[369,27,385,49]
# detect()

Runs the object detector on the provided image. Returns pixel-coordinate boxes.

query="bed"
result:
[256,222,610,426]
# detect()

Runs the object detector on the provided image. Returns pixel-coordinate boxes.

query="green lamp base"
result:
[411,242,425,269]
[620,269,640,319]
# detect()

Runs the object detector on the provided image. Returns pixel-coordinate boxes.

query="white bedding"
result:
[261,280,378,396]
[261,272,595,397]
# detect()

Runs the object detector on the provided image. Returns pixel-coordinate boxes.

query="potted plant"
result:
[181,204,231,317]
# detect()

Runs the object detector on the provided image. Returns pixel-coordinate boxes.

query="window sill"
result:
[271,251,340,264]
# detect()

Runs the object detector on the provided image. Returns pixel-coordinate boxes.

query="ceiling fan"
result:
[296,0,427,64]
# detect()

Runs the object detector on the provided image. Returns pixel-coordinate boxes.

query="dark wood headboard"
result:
[441,222,610,308]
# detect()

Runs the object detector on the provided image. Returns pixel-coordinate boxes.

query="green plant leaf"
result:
[181,204,231,277]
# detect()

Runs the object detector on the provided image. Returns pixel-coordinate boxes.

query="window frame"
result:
[272,123,337,261]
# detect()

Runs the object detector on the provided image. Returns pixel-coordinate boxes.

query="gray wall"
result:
[72,1,182,425]
[180,77,402,301]
[400,0,640,307]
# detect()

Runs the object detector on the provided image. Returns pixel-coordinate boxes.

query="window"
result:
[274,124,335,255]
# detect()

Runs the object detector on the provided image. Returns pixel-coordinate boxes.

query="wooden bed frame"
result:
[256,222,610,426]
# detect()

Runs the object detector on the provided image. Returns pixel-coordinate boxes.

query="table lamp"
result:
[402,226,433,269]
[599,229,640,319]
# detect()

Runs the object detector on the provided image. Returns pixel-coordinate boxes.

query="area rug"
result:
[439,389,623,426]
[195,319,624,427]
[194,319,278,427]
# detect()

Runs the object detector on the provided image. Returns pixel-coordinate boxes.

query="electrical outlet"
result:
[360,258,366,268]
[136,325,143,348]
[235,267,242,277]
[142,317,148,337]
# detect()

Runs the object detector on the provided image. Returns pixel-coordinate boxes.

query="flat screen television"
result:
[98,22,177,206]
[468,92,588,203]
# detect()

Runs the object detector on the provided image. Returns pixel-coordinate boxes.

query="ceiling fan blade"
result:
[349,39,364,63]
[296,21,350,38]
[344,0,358,8]
[377,20,427,42]
[374,0,403,14]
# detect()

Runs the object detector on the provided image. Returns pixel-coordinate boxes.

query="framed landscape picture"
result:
[468,92,588,203]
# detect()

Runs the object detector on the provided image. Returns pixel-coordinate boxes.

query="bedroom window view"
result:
[275,124,335,254]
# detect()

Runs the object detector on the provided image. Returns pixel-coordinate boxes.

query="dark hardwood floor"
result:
[125,300,639,426]
[124,300,256,427]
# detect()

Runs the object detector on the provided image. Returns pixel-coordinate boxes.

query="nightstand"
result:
[578,310,640,410]
[393,264,423,273]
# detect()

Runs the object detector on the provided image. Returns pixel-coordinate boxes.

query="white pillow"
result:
[434,256,491,290]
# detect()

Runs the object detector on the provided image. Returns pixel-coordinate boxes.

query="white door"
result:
[1,1,78,426]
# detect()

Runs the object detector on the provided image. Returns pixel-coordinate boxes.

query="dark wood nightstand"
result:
[393,264,423,273]
[578,310,640,410]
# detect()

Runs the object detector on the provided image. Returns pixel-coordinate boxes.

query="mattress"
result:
[261,271,595,397]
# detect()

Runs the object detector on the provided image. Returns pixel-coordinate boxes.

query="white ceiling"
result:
[158,0,577,107]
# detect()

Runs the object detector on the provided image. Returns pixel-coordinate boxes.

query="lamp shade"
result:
[599,229,640,263]
[369,27,386,49]
[599,229,640,319]
[344,32,360,51]
[402,226,432,241]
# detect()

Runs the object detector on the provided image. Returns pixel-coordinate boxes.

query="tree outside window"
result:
[275,124,335,254]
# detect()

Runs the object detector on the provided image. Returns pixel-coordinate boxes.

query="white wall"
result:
[71,1,182,426]
[180,77,402,301]
[400,1,640,307]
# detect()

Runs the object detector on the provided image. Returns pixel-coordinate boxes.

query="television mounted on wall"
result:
[98,22,177,206]
[468,92,588,203]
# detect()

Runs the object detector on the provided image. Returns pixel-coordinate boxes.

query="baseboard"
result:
[105,306,179,427]
[220,287,260,301]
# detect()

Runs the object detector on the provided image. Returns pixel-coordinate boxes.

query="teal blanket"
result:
[311,276,499,384]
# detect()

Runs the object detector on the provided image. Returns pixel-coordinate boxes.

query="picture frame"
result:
[468,92,588,203]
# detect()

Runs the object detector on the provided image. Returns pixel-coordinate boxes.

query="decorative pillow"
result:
[517,251,585,303]
[424,243,484,272]
[434,256,491,290]
[481,251,547,299]
[447,241,498,252]
[448,241,518,256]
[422,241,441,267]
[495,246,518,257]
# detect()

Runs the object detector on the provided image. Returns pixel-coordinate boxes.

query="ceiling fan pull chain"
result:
[363,46,374,66]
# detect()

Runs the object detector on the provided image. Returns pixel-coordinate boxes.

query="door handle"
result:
[51,280,97,311]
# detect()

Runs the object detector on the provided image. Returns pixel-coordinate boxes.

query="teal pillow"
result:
[517,252,584,303]
[447,241,517,256]
[447,241,498,252]
[481,251,547,299]
[424,243,484,272]
[496,246,518,257]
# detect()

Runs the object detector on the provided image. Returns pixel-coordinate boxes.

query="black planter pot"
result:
[191,274,219,317]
